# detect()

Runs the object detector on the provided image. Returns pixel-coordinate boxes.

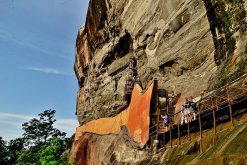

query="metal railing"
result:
[151,74,247,152]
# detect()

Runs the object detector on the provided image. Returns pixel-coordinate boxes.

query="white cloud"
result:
[0,129,24,142]
[24,66,73,76]
[55,119,79,137]
[0,28,12,38]
[0,121,21,127]
[55,119,79,128]
[0,112,78,141]
[0,112,34,120]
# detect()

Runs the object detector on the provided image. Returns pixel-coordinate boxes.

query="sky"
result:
[0,0,89,141]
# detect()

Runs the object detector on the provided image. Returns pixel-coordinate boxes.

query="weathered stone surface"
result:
[69,128,148,165]
[74,0,247,125]
[72,0,247,164]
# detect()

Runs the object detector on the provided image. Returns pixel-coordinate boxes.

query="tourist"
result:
[189,96,197,121]
[180,104,186,124]
[161,113,169,131]
[181,97,192,124]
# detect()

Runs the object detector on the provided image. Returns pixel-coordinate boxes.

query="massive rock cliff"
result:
[71,0,247,164]
[74,0,247,125]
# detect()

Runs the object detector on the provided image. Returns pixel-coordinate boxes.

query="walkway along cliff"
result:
[70,0,247,164]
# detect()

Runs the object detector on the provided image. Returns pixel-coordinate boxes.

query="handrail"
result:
[169,78,245,116]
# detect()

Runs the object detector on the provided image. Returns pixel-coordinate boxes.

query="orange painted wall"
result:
[75,83,154,144]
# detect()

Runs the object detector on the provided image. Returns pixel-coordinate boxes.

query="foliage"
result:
[64,134,75,150]
[0,137,8,164]
[17,147,41,165]
[22,109,66,147]
[17,137,69,165]
[0,109,72,165]
[8,137,25,165]
[40,138,67,165]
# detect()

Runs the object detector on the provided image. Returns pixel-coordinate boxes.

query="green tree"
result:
[64,133,75,150]
[22,109,66,147]
[16,109,67,165]
[0,137,8,164]
[8,137,25,165]
[17,148,41,165]
[40,138,67,165]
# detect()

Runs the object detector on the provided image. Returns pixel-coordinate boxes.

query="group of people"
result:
[181,96,197,124]
[160,96,198,131]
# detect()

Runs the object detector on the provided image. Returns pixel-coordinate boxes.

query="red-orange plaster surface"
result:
[75,83,154,144]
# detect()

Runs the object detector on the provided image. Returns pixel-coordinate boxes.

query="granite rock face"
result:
[74,0,247,125]
[69,127,148,164]
[71,0,247,164]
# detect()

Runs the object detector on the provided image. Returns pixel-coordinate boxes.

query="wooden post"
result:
[213,108,216,144]
[187,120,191,142]
[226,86,234,127]
[170,125,172,147]
[156,107,160,140]
[163,132,166,148]
[166,102,169,114]
[150,136,154,150]
[199,105,203,153]
[211,97,216,145]
[154,79,160,140]
[178,123,180,145]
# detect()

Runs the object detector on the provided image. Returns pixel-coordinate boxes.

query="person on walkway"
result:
[161,113,169,131]
[181,104,188,124]
[184,97,192,123]
[181,97,191,124]
[188,96,197,121]
[181,104,185,124]
[168,94,174,109]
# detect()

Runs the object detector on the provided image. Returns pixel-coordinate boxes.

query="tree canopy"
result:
[0,137,8,164]
[22,109,66,147]
[0,109,74,165]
